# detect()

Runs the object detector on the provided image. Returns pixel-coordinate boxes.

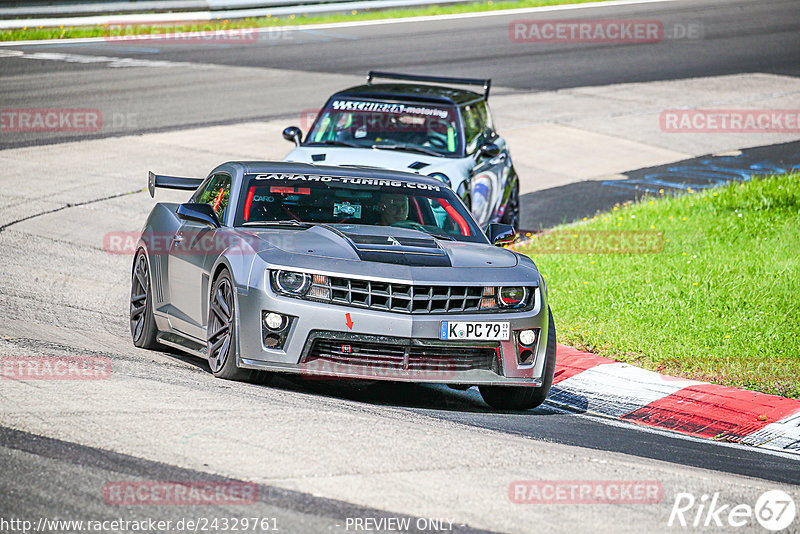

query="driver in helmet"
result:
[378,193,409,226]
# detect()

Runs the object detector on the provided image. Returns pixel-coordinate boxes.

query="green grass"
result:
[518,173,800,398]
[1,0,606,41]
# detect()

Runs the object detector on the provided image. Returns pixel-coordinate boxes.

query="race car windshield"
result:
[236,175,485,243]
[304,100,462,157]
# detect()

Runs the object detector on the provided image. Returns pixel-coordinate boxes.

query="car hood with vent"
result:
[283,146,473,191]
[244,224,518,270]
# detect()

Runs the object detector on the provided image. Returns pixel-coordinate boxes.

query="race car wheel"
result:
[479,307,556,410]
[501,179,520,231]
[207,270,271,384]
[130,251,160,350]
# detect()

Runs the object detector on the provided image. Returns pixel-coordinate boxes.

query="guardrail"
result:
[0,0,477,29]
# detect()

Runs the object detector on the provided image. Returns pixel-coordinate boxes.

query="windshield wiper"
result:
[242,220,310,227]
[422,230,456,241]
[370,143,442,158]
[307,140,361,148]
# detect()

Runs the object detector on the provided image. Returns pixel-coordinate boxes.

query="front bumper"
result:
[235,277,549,386]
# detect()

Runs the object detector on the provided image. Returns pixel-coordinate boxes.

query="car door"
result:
[463,101,509,227]
[167,172,232,340]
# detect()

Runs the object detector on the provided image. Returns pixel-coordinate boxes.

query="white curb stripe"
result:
[550,362,705,418]
[740,410,800,453]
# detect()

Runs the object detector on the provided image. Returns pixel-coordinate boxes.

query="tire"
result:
[479,307,557,410]
[207,270,272,385]
[501,179,520,231]
[130,251,161,350]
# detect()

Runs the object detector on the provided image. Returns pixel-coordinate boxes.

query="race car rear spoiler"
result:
[148,171,204,198]
[366,71,492,100]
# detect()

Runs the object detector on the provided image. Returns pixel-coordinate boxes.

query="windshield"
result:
[235,173,485,243]
[304,99,462,157]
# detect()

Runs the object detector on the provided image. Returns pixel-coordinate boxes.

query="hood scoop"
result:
[311,154,326,162]
[408,161,429,170]
[342,232,450,267]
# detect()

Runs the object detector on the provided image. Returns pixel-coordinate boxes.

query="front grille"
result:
[304,338,499,373]
[321,277,487,314]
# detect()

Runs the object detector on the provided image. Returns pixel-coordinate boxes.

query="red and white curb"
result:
[550,345,800,456]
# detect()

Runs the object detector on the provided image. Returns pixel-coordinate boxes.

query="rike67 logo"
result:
[669,490,796,531]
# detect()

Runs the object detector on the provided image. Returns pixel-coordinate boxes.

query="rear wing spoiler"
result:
[148,171,204,198]
[366,71,492,100]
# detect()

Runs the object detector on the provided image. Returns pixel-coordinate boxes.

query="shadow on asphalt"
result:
[269,375,558,416]
[153,347,552,414]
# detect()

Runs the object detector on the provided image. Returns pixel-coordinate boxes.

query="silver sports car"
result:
[130,161,555,409]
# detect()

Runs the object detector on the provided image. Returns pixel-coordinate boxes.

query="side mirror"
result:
[478,142,501,159]
[282,126,303,146]
[177,203,220,228]
[487,222,515,246]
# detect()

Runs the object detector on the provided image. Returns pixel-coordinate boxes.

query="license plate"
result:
[439,321,510,341]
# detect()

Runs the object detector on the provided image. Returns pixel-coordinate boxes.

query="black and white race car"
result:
[282,71,521,230]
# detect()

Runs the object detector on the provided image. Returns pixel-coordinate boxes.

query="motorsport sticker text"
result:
[250,174,441,191]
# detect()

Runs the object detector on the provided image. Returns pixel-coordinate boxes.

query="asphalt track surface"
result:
[1,0,800,531]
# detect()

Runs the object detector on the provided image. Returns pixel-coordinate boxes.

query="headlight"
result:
[480,286,533,310]
[272,270,311,295]
[428,173,451,187]
[498,287,527,308]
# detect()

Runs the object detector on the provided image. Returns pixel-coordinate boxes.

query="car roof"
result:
[228,161,447,187]
[331,83,485,107]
